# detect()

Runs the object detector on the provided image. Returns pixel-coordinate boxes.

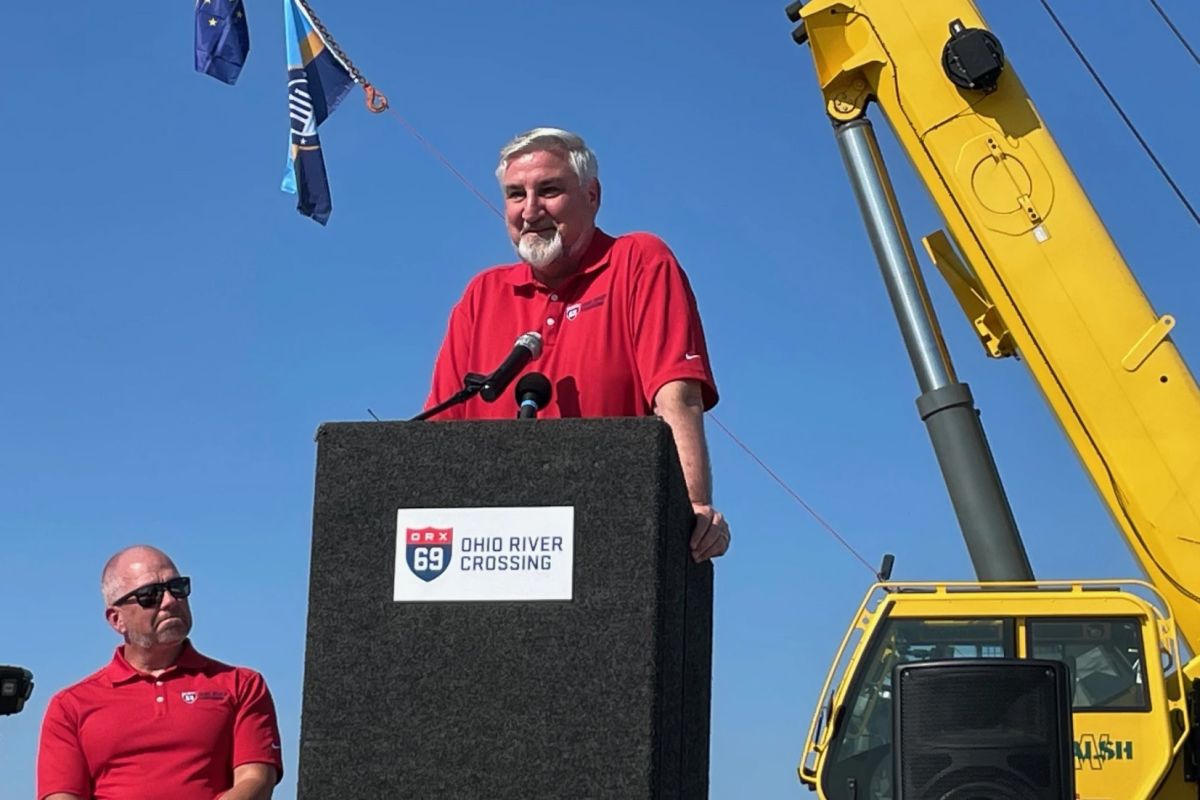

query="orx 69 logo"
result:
[406,527,453,582]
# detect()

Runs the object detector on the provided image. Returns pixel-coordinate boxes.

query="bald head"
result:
[101,545,178,606]
[101,544,193,655]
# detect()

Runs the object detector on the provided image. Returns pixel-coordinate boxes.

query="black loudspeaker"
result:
[0,666,33,715]
[893,659,1074,800]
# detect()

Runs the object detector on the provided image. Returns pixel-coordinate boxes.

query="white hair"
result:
[496,127,598,187]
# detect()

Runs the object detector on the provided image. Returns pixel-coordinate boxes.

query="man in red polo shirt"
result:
[425,127,731,562]
[37,545,283,800]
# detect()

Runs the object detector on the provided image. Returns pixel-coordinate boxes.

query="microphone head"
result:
[515,372,553,409]
[515,331,543,360]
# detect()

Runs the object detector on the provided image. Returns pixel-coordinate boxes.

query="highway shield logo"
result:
[405,527,453,582]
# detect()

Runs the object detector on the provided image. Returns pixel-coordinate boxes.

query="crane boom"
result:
[797,0,1200,649]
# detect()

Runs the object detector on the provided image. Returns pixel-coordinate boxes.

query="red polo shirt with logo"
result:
[426,229,718,418]
[37,641,283,800]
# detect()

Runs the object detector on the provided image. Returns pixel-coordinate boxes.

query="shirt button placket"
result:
[155,678,166,717]
[545,291,563,343]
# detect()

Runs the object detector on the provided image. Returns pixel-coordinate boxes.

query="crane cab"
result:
[798,581,1192,799]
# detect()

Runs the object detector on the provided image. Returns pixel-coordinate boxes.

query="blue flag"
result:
[195,0,250,85]
[281,0,355,225]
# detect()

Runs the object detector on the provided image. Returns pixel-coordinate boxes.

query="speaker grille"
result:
[894,659,1073,800]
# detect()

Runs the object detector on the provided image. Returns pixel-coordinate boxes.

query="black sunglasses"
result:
[112,577,192,609]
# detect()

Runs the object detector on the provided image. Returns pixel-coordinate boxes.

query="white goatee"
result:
[517,229,565,269]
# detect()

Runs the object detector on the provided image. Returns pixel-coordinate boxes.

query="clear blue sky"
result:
[3,1,1199,797]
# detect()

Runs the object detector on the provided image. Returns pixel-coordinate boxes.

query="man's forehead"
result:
[116,551,177,580]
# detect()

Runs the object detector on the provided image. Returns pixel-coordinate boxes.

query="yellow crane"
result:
[785,1,1200,798]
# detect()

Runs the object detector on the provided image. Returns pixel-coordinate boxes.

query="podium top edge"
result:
[313,416,671,441]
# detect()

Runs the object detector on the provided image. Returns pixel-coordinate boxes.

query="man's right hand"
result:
[690,502,731,562]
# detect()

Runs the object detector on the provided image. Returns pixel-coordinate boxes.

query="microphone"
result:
[479,332,542,402]
[515,372,552,419]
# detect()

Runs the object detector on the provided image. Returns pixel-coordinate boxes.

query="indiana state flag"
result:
[281,0,355,225]
[195,0,250,85]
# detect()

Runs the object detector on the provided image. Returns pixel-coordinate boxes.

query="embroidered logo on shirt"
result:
[565,294,606,321]
[180,690,228,703]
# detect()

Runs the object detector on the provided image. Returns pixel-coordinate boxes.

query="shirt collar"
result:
[503,228,615,288]
[103,639,206,685]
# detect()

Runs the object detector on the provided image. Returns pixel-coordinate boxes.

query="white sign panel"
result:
[393,506,574,602]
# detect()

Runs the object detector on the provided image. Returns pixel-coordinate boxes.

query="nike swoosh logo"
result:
[685,354,701,360]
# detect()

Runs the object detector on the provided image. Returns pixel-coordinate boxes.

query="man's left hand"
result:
[690,503,730,562]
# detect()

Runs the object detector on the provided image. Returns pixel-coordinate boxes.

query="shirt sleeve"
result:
[232,670,284,782]
[424,289,475,421]
[628,237,718,410]
[37,693,91,800]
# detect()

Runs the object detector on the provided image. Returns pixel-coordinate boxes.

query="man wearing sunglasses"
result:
[36,545,283,800]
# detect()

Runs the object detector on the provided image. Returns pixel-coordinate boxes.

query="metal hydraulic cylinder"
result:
[834,117,1033,582]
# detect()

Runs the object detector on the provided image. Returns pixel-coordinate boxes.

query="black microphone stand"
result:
[409,372,487,421]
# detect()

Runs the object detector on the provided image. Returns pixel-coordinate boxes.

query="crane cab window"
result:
[821,618,1014,799]
[1027,618,1148,711]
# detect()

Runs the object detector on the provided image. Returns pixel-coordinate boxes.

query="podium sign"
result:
[394,506,575,601]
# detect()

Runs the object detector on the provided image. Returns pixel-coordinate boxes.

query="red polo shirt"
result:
[426,229,718,418]
[37,641,283,800]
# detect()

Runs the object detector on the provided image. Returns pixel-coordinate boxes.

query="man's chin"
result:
[513,225,560,262]
[517,239,564,270]
[157,621,190,642]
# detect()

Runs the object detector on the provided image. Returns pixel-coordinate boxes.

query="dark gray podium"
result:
[298,418,713,799]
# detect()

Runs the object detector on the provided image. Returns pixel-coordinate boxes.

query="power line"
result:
[1148,0,1200,66]
[382,105,505,220]
[1039,0,1200,228]
[708,414,879,575]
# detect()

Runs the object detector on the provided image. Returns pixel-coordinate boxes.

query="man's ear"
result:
[589,179,601,211]
[105,606,125,635]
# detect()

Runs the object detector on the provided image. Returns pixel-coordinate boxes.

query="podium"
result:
[298,418,713,799]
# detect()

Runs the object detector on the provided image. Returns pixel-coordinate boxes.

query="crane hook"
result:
[362,82,389,113]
